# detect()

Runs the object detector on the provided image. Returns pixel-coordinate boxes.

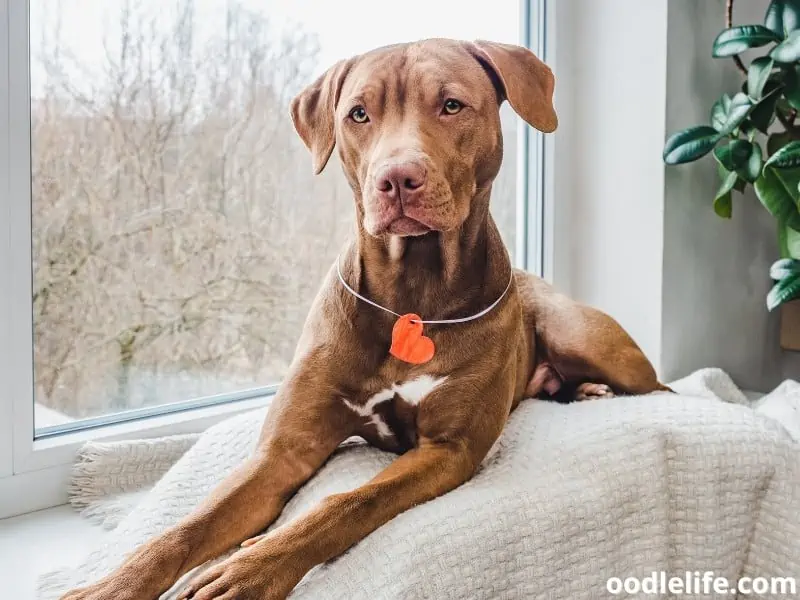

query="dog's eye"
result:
[349,106,369,123]
[443,99,463,115]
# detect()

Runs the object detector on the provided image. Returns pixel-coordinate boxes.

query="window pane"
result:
[30,0,521,429]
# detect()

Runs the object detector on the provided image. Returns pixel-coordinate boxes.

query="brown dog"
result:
[62,39,667,600]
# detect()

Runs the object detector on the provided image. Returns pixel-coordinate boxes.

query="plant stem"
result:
[726,0,748,75]
[776,109,800,138]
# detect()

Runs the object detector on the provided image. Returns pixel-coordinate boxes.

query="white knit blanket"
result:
[39,369,800,599]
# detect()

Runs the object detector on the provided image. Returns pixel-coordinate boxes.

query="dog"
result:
[62,38,668,600]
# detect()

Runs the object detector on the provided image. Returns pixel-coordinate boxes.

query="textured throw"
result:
[40,368,800,599]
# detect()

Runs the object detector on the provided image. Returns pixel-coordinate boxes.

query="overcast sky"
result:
[29,0,520,97]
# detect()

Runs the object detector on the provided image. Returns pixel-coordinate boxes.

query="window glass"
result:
[30,0,521,429]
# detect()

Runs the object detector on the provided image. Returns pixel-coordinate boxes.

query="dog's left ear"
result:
[290,58,355,174]
[468,40,557,133]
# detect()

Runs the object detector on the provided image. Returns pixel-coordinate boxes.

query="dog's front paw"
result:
[178,542,303,600]
[575,382,614,401]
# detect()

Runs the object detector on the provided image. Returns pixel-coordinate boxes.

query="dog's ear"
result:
[290,58,355,174]
[468,40,557,133]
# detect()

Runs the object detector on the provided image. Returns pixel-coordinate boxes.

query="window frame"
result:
[0,0,554,519]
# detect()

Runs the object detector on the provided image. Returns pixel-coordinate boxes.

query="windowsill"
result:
[0,393,272,520]
[0,505,105,600]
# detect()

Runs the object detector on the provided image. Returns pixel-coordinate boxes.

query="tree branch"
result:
[726,0,748,76]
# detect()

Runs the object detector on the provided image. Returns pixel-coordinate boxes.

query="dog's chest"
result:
[343,375,447,452]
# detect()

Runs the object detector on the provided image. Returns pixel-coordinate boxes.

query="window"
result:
[0,0,550,517]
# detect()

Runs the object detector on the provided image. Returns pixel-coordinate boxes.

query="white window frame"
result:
[0,0,555,519]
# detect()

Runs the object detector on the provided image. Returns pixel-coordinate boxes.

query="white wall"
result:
[551,0,669,368]
[551,0,798,391]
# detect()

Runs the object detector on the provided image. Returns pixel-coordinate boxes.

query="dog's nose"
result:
[375,162,427,202]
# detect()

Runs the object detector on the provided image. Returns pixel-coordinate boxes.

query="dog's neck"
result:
[346,187,511,322]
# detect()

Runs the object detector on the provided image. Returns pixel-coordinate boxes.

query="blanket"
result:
[39,369,800,599]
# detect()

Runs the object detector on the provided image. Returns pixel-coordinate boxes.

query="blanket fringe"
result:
[69,433,199,528]
[38,568,77,600]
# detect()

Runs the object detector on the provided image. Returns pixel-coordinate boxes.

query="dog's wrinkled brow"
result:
[344,84,386,112]
[436,84,475,104]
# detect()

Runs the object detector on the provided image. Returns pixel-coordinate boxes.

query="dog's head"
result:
[291,39,557,237]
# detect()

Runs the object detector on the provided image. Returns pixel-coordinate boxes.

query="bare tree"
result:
[31,0,517,419]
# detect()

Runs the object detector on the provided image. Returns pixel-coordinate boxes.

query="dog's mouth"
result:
[387,216,432,237]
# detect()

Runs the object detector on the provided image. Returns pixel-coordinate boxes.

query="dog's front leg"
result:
[178,375,513,600]
[179,443,476,600]
[61,363,354,600]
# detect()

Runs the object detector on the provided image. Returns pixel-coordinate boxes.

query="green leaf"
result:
[711,92,753,135]
[663,126,721,165]
[783,66,800,109]
[749,81,783,132]
[771,29,800,61]
[711,94,732,131]
[755,166,800,228]
[765,140,800,167]
[766,0,800,36]
[780,221,791,257]
[714,139,753,170]
[778,221,800,258]
[738,142,764,182]
[787,86,800,111]
[713,25,781,57]
[714,171,737,218]
[787,224,800,258]
[771,258,800,279]
[768,131,794,155]
[720,93,753,135]
[713,192,733,219]
[767,273,800,310]
[748,57,775,99]
[718,163,748,192]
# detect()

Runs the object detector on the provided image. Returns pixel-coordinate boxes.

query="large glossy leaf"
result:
[739,142,764,182]
[766,0,800,36]
[714,139,753,170]
[714,171,737,218]
[713,192,733,219]
[663,126,721,165]
[778,222,800,258]
[788,84,800,111]
[771,258,800,279]
[721,93,752,135]
[711,94,732,131]
[771,29,800,61]
[748,57,774,99]
[718,163,748,193]
[749,88,781,133]
[755,167,800,228]
[787,224,800,258]
[782,66,800,109]
[765,140,800,167]
[713,25,781,56]
[767,272,800,310]
[780,221,791,257]
[709,92,754,135]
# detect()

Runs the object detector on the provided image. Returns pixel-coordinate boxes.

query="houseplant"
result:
[663,0,800,312]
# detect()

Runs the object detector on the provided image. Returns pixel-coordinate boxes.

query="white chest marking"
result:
[392,375,448,406]
[342,389,394,439]
[342,375,448,439]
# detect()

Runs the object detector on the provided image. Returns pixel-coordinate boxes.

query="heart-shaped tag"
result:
[390,313,435,364]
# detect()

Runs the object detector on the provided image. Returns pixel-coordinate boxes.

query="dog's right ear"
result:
[290,58,355,174]
[468,40,557,133]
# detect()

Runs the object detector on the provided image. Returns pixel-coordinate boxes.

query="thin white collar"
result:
[335,253,514,325]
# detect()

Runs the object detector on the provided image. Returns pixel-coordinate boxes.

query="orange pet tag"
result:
[390,313,435,364]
